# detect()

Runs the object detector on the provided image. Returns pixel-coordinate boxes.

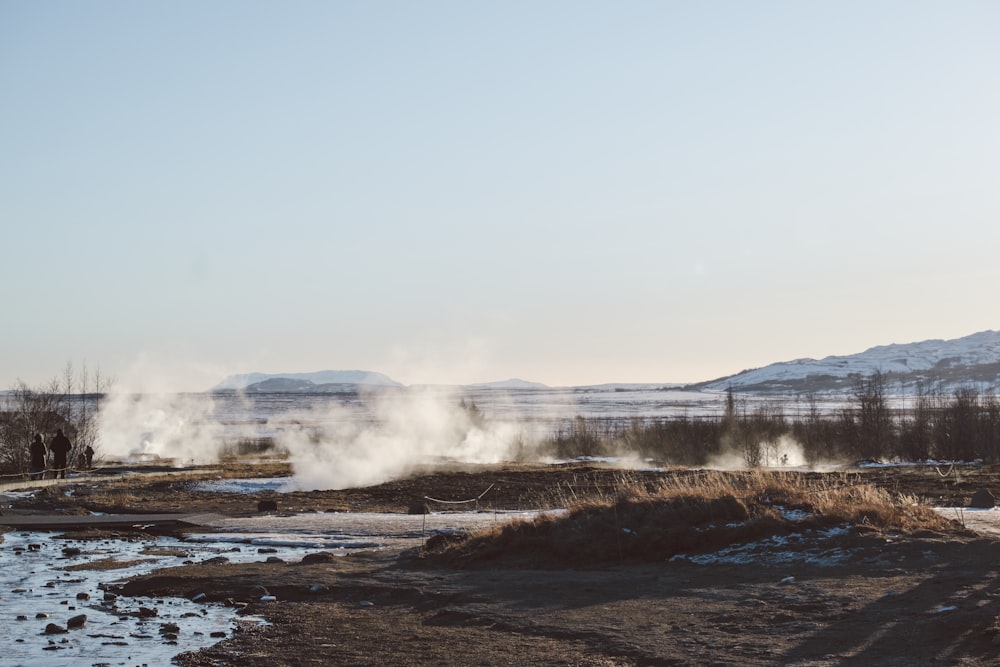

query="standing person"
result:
[29,434,47,480]
[49,429,72,479]
[84,444,95,469]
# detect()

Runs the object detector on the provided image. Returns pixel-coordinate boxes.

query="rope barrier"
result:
[0,465,106,481]
[423,483,496,509]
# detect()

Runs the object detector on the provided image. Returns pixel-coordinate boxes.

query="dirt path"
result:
[112,532,1000,666]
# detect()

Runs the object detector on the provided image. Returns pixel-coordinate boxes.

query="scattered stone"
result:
[970,488,996,509]
[16,615,27,621]
[258,547,278,554]
[203,556,229,565]
[265,556,286,564]
[67,614,87,628]
[138,607,158,618]
[28,544,42,551]
[36,612,49,619]
[62,547,82,557]
[210,631,227,638]
[103,592,118,602]
[76,592,91,600]
[160,622,180,634]
[44,623,68,634]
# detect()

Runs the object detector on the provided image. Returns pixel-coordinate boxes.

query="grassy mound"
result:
[418,470,957,568]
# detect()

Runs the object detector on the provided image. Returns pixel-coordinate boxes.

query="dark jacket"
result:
[50,432,72,461]
[30,437,47,468]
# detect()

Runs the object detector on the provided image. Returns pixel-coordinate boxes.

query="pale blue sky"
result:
[3,1,999,391]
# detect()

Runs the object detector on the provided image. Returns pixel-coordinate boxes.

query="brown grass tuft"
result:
[420,470,956,568]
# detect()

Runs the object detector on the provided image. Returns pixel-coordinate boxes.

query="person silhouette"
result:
[30,434,47,480]
[49,429,72,479]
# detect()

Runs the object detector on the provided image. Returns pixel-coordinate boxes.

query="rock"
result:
[62,547,81,557]
[138,607,158,618]
[160,622,181,634]
[76,592,90,600]
[265,556,286,564]
[16,615,27,621]
[258,547,278,554]
[301,551,336,564]
[257,499,278,512]
[36,613,49,619]
[67,614,87,628]
[44,623,67,634]
[970,488,996,509]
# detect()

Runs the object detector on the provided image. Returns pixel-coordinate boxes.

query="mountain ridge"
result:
[694,329,1000,394]
[210,330,1000,395]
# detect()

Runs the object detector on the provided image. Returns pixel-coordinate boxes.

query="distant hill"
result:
[694,330,1000,394]
[212,370,403,392]
[209,331,1000,396]
[469,378,550,390]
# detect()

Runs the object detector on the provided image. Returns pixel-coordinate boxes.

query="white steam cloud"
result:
[277,389,533,491]
[95,391,230,465]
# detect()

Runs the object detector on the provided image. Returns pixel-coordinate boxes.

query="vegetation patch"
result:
[417,471,957,568]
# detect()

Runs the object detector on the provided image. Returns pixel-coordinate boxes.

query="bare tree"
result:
[850,371,893,461]
[0,364,113,476]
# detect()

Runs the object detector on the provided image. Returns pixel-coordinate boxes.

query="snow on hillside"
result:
[705,330,1000,391]
[470,378,550,390]
[213,370,403,391]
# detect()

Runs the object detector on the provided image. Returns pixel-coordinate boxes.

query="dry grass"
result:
[421,470,957,568]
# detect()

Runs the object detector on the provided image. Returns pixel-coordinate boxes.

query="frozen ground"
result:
[0,505,553,666]
[0,531,283,667]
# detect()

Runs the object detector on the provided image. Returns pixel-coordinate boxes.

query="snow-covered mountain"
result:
[698,330,1000,394]
[209,330,1000,396]
[212,370,403,392]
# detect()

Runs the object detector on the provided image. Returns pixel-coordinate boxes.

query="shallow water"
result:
[0,509,547,666]
[0,530,291,667]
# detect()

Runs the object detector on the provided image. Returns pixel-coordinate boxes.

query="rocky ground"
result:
[5,461,1000,666]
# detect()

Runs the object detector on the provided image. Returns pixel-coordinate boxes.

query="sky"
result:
[2,1,999,392]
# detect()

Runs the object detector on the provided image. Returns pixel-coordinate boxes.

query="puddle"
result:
[0,531,305,667]
[1,509,552,665]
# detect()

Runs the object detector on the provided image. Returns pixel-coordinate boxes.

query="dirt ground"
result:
[6,462,1000,666]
